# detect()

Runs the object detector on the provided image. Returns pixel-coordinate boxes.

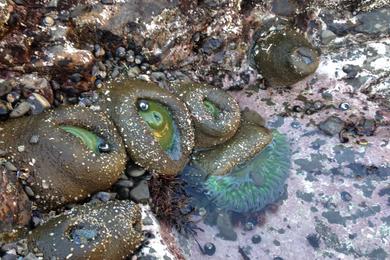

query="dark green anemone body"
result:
[252,28,320,86]
[169,83,240,149]
[0,106,127,210]
[27,201,143,259]
[181,111,291,213]
[100,79,194,177]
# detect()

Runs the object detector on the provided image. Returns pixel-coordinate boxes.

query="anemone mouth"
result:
[136,98,182,160]
[59,125,110,154]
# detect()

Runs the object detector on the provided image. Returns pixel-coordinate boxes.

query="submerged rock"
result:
[27,201,143,259]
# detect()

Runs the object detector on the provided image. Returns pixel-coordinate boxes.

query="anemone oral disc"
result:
[137,99,174,151]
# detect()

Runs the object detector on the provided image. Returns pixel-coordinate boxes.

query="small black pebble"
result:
[273,257,284,260]
[292,105,302,112]
[306,233,320,249]
[204,242,216,256]
[340,191,352,202]
[251,234,262,244]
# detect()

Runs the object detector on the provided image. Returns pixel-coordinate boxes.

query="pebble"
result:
[115,179,134,189]
[4,161,17,171]
[203,242,216,256]
[0,100,9,118]
[101,0,114,4]
[306,233,320,249]
[320,30,336,45]
[318,116,345,136]
[94,45,105,57]
[29,135,40,144]
[28,93,50,115]
[126,167,145,178]
[142,215,154,226]
[116,47,126,58]
[9,102,31,118]
[24,253,39,260]
[24,186,35,197]
[117,187,130,200]
[202,38,223,54]
[127,66,141,78]
[42,16,55,27]
[342,64,360,79]
[271,0,297,16]
[70,73,83,83]
[17,145,25,152]
[251,234,262,244]
[1,253,17,260]
[129,180,150,203]
[93,191,115,202]
[243,221,255,231]
[340,191,352,202]
[134,55,144,65]
[126,50,135,63]
[7,92,21,104]
[0,80,12,96]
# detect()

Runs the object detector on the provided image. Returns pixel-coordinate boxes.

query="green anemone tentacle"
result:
[204,131,290,212]
[59,126,101,153]
[182,131,290,213]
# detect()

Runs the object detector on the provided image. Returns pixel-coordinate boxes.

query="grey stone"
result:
[354,8,390,35]
[320,30,337,45]
[24,253,39,260]
[271,0,298,16]
[318,116,345,136]
[29,135,40,144]
[130,180,150,203]
[4,161,17,171]
[93,191,116,202]
[9,102,30,118]
[0,80,12,96]
[126,167,145,177]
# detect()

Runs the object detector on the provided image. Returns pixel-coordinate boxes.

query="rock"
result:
[354,8,390,35]
[271,0,298,16]
[320,30,336,45]
[27,93,51,115]
[115,179,134,188]
[318,116,345,136]
[340,191,352,202]
[9,102,31,118]
[342,64,360,79]
[202,38,223,54]
[4,161,17,171]
[24,253,39,260]
[130,180,150,203]
[0,0,11,37]
[0,100,9,119]
[0,80,13,97]
[356,119,376,136]
[29,135,40,144]
[42,16,55,27]
[93,191,116,202]
[126,167,146,178]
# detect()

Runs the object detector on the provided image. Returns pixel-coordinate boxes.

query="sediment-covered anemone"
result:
[100,79,195,177]
[27,201,143,259]
[170,83,241,149]
[252,29,319,86]
[181,110,291,213]
[0,106,127,210]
